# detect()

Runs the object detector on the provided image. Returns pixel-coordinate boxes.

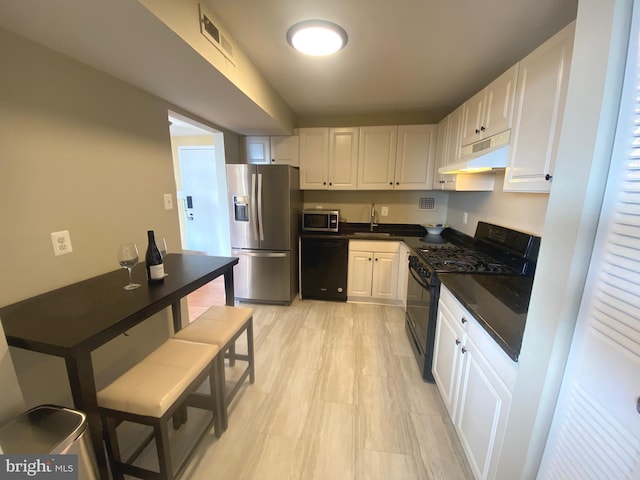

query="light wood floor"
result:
[175,280,473,480]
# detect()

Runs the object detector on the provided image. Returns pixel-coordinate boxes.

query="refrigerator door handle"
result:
[238,251,288,258]
[251,173,259,241]
[257,173,265,241]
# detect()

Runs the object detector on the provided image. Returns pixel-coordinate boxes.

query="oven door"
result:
[405,262,438,381]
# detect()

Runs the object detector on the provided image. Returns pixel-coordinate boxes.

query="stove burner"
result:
[415,246,517,274]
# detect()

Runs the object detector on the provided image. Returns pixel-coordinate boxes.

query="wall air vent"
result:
[198,3,235,66]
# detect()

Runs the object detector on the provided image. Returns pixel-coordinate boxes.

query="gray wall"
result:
[0,28,215,421]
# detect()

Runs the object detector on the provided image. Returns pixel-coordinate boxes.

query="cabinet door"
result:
[445,105,464,167]
[299,128,329,189]
[328,127,359,189]
[357,126,398,189]
[244,136,270,164]
[483,63,518,138]
[504,24,574,193]
[443,105,465,190]
[394,125,437,190]
[456,336,512,480]
[433,115,449,189]
[461,89,486,146]
[432,298,466,419]
[347,251,373,297]
[371,252,399,299]
[270,136,299,166]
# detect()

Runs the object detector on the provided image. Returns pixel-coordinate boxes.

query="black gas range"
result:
[405,222,540,381]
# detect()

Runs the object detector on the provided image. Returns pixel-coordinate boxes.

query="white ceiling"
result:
[205,0,578,119]
[0,0,578,133]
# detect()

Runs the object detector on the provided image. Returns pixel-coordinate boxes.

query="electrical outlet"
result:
[380,206,389,216]
[51,230,73,256]
[463,212,468,225]
[164,194,173,210]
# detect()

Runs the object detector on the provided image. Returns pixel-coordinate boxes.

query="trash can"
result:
[0,405,98,480]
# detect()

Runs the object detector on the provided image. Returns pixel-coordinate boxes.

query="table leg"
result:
[171,301,188,428]
[171,301,182,332]
[65,354,109,480]
[224,268,235,306]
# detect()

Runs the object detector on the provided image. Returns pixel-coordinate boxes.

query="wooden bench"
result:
[97,338,224,480]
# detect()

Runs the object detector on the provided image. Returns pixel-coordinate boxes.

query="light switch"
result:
[380,206,389,217]
[164,194,173,210]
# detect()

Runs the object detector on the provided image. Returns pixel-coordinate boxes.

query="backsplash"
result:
[303,190,449,225]
[446,171,550,236]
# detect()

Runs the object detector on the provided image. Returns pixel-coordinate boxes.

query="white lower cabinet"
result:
[433,286,517,480]
[347,241,401,304]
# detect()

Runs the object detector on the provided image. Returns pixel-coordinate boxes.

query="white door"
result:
[178,146,230,255]
[538,13,640,479]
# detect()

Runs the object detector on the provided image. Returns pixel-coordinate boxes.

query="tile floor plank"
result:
[179,290,473,479]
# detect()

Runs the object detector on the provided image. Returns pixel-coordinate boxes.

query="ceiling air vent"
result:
[198,3,235,65]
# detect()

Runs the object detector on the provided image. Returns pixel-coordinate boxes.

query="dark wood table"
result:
[0,253,238,480]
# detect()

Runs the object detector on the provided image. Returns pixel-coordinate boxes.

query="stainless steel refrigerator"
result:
[226,164,302,304]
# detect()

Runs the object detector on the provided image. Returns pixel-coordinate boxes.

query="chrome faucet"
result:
[370,202,378,231]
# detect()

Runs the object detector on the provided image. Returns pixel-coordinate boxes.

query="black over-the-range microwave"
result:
[302,210,340,232]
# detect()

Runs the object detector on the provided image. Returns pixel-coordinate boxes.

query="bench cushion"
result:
[174,306,253,347]
[97,339,218,418]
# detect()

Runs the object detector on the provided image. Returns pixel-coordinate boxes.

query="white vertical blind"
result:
[538,4,640,479]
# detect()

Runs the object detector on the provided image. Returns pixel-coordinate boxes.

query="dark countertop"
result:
[300,223,532,361]
[300,222,428,243]
[438,273,533,361]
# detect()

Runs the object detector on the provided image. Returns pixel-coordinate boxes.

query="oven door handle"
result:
[409,264,431,290]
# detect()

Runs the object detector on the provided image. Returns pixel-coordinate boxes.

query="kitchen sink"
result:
[352,232,392,239]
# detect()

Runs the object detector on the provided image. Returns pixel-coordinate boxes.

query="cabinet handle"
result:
[329,182,333,186]
[461,317,467,324]
[545,173,553,181]
[461,347,467,354]
[389,182,393,185]
[455,339,461,345]
[323,182,327,185]
[475,129,480,134]
[637,396,640,414]
[480,126,486,132]
[271,158,276,162]
[368,257,372,261]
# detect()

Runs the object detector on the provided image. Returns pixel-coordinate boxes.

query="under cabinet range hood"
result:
[439,130,510,174]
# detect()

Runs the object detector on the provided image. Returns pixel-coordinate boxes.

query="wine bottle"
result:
[145,230,165,283]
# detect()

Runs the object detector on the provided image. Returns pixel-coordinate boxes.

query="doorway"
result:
[168,112,231,257]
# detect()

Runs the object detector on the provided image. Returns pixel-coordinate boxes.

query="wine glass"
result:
[117,243,141,290]
[157,237,168,258]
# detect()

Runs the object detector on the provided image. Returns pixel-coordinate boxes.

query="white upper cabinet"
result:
[244,135,299,166]
[299,127,358,189]
[461,64,519,147]
[394,125,437,190]
[504,22,575,193]
[270,136,299,166]
[299,124,437,190]
[446,105,464,167]
[433,107,495,192]
[244,136,270,164]
[357,126,398,189]
[328,127,359,189]
[299,128,329,189]
[433,115,451,189]
[358,125,437,190]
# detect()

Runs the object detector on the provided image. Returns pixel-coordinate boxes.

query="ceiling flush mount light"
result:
[286,20,348,56]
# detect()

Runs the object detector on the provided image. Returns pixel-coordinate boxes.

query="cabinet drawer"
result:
[348,240,400,253]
